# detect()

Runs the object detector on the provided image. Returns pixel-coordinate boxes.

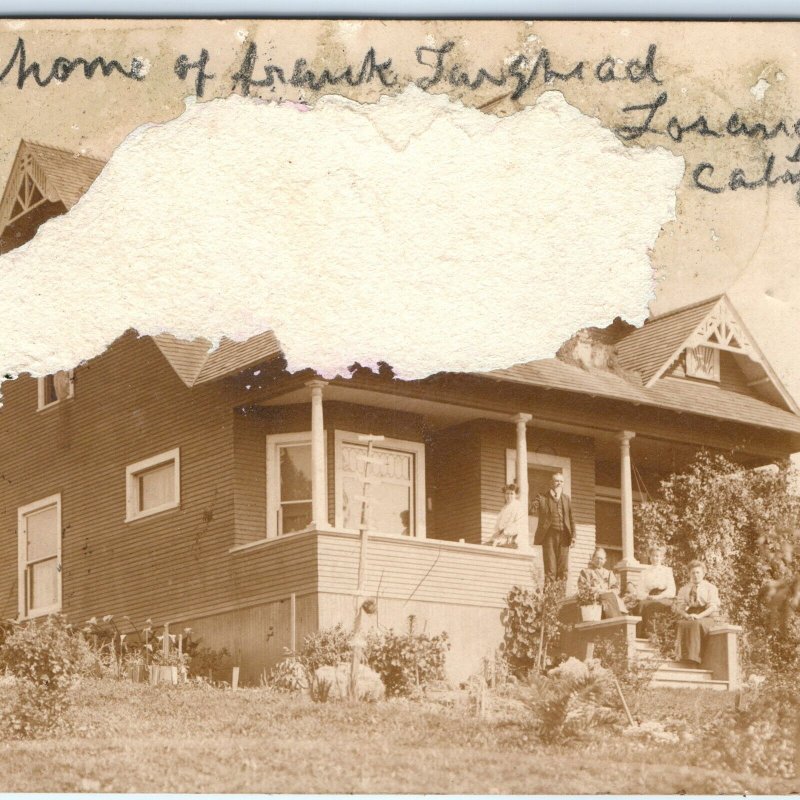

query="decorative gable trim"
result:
[646,296,799,414]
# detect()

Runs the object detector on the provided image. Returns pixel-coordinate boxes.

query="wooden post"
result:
[232,666,240,691]
[349,434,384,700]
[162,623,170,660]
[616,431,638,567]
[513,413,532,551]
[290,592,297,653]
[306,380,328,529]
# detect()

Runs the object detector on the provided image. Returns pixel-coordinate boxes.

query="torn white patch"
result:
[132,57,151,78]
[750,78,770,100]
[235,29,248,43]
[777,71,786,82]
[711,229,720,242]
[0,87,683,381]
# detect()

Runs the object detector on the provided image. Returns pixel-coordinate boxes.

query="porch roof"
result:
[487,358,800,435]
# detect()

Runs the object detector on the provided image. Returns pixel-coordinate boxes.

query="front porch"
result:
[186,527,536,684]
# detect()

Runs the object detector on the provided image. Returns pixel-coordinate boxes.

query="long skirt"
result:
[635,598,674,637]
[676,616,716,664]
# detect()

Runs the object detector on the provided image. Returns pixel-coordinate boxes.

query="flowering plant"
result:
[576,582,601,607]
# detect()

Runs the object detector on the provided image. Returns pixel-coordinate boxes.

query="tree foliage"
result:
[634,451,800,672]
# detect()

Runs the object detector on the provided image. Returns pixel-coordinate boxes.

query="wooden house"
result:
[1,141,799,686]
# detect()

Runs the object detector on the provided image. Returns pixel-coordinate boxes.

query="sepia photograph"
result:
[0,17,798,794]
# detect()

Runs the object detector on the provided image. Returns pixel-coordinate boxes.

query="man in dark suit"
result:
[533,472,575,582]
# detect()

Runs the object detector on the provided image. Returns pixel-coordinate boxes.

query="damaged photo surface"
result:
[0,18,798,795]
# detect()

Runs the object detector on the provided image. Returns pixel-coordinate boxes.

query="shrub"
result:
[0,615,97,738]
[299,623,353,673]
[593,635,660,716]
[501,582,565,676]
[702,676,800,777]
[366,616,449,697]
[187,642,233,683]
[635,451,800,673]
[266,655,309,693]
[529,657,620,744]
[1,614,96,688]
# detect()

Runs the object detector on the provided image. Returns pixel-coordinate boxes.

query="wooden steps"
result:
[635,638,728,691]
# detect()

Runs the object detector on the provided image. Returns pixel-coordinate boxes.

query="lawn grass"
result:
[0,678,796,794]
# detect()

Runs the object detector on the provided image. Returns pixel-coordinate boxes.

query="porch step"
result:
[635,638,729,690]
[652,676,729,691]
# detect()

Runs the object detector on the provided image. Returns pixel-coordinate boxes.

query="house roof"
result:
[0,141,106,234]
[151,331,282,387]
[614,296,721,385]
[613,294,798,414]
[487,358,800,435]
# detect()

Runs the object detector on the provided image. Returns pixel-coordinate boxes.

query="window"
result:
[18,494,61,618]
[335,431,426,538]
[126,448,180,521]
[37,370,74,410]
[685,345,720,382]
[505,450,572,545]
[594,486,644,568]
[266,432,315,537]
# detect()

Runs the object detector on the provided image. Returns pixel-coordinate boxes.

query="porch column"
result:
[307,379,328,529]
[616,430,638,567]
[513,413,532,551]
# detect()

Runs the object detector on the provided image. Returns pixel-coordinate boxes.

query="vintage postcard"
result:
[0,18,798,794]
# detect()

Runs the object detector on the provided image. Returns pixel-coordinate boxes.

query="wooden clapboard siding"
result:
[180,593,319,685]
[428,421,482,543]
[318,592,510,683]
[316,530,535,608]
[0,331,238,625]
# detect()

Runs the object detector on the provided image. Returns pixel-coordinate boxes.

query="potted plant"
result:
[576,583,602,622]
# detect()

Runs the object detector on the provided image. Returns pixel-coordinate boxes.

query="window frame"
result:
[125,448,181,522]
[265,431,322,539]
[334,429,426,538]
[37,370,75,411]
[17,493,62,619]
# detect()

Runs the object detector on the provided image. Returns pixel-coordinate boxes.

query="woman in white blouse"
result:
[633,544,676,636]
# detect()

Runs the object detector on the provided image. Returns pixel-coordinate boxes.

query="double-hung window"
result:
[37,370,74,410]
[266,433,314,537]
[335,431,426,537]
[126,448,181,522]
[18,494,62,618]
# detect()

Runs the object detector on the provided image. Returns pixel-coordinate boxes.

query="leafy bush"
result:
[299,624,352,673]
[187,643,233,683]
[366,617,449,697]
[1,614,96,688]
[0,615,97,738]
[635,452,800,673]
[266,655,309,693]
[501,582,565,676]
[593,635,660,716]
[528,657,620,744]
[702,676,800,777]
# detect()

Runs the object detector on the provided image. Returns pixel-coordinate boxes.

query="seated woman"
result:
[631,544,676,637]
[491,483,526,548]
[578,547,623,618]
[675,559,720,665]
